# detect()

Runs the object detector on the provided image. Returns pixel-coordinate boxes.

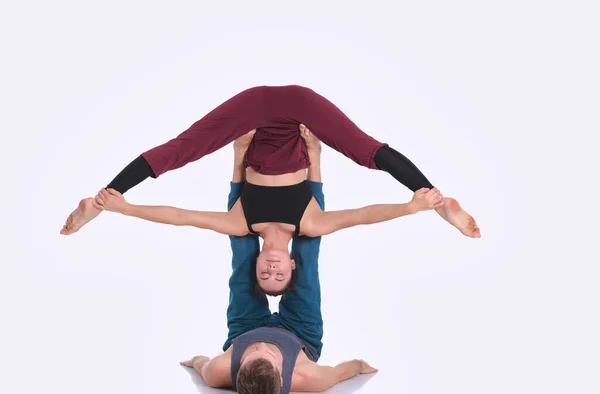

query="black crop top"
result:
[240,181,313,236]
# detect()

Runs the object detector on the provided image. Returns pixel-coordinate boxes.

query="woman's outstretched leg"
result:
[60,87,265,235]
[373,145,480,237]
[284,87,480,238]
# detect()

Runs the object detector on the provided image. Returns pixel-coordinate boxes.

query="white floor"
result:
[2,1,599,393]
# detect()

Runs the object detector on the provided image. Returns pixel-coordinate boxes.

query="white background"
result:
[1,1,598,393]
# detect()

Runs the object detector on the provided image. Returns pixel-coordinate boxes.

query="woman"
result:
[93,126,445,296]
[61,85,480,240]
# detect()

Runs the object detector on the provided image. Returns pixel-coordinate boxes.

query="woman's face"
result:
[255,249,296,295]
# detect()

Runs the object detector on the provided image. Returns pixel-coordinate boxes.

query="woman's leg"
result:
[61,87,266,235]
[141,87,265,181]
[284,86,479,238]
[269,85,432,190]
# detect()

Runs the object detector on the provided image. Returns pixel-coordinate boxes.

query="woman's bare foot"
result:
[435,197,481,238]
[60,197,102,235]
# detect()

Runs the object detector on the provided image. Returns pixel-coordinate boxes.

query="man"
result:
[179,129,377,393]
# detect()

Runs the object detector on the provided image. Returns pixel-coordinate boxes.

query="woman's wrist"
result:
[405,201,419,215]
[119,203,134,216]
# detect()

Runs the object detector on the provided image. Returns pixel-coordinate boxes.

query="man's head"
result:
[237,342,283,394]
[255,247,296,296]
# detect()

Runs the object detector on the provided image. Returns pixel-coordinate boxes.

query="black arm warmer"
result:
[373,146,434,192]
[106,155,155,194]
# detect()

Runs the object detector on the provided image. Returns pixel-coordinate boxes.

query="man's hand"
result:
[180,355,210,369]
[92,188,129,213]
[233,129,256,158]
[359,360,378,374]
[409,187,444,212]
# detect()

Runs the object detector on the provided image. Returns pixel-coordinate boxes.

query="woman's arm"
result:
[307,203,418,236]
[93,188,247,236]
[306,187,443,237]
[123,205,243,235]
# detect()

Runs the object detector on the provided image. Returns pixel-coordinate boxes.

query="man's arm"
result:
[292,359,378,392]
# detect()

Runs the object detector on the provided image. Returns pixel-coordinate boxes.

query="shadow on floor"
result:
[182,366,377,393]
[182,366,234,393]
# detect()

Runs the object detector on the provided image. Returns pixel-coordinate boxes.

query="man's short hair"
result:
[236,358,280,394]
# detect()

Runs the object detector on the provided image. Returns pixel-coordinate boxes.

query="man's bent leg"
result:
[222,181,270,351]
[278,180,325,360]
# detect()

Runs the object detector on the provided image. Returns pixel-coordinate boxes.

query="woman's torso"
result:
[231,168,321,237]
[246,167,306,186]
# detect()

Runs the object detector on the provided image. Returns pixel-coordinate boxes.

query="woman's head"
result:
[255,248,296,296]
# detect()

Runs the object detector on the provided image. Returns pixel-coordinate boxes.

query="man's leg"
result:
[278,128,324,360]
[223,131,271,351]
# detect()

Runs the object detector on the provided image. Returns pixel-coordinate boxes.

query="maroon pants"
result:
[141,85,387,178]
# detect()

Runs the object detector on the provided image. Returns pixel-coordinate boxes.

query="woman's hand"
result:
[410,187,444,212]
[92,188,130,213]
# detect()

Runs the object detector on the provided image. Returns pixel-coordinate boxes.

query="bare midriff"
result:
[246,167,306,186]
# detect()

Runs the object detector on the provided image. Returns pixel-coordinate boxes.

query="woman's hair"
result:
[236,358,280,394]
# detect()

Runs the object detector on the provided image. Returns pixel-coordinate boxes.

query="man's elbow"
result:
[315,377,339,392]
[201,369,226,388]
[203,375,223,388]
[299,371,336,392]
[302,379,332,392]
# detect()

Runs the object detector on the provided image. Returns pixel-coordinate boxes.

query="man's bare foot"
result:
[233,129,256,158]
[180,355,209,368]
[435,197,481,238]
[60,198,102,235]
[299,124,321,160]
